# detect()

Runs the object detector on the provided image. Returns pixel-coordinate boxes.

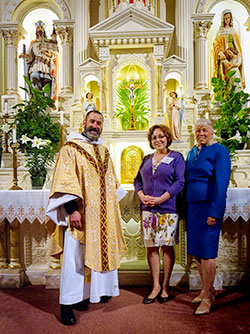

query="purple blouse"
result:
[134,151,185,213]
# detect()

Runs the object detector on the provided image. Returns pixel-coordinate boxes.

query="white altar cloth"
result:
[0,189,50,224]
[224,188,250,222]
[0,188,249,224]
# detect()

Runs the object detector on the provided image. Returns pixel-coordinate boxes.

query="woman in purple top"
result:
[134,125,185,304]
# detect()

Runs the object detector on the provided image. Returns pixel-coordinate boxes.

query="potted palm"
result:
[115,79,149,130]
[13,76,60,188]
[211,70,250,158]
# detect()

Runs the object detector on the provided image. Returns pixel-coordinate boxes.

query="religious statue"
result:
[84,92,97,112]
[123,78,142,130]
[168,91,182,141]
[223,47,242,90]
[213,9,245,88]
[19,20,58,98]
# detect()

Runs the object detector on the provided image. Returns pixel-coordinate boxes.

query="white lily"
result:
[20,134,31,144]
[31,136,42,148]
[39,139,50,147]
[1,123,11,133]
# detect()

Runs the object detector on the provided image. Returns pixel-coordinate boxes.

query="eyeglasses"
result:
[151,135,166,141]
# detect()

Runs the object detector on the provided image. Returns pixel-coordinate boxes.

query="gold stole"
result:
[66,141,110,271]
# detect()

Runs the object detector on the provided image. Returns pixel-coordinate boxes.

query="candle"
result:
[60,108,64,125]
[12,124,17,143]
[5,101,8,114]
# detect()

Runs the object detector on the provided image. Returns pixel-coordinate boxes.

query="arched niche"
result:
[81,74,101,112]
[196,0,250,15]
[206,1,250,91]
[163,72,183,127]
[112,54,152,130]
[7,0,71,22]
[17,8,60,100]
[121,145,144,184]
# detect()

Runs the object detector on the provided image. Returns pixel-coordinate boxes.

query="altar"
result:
[0,188,249,289]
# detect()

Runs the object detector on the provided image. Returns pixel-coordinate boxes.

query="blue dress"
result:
[186,143,231,259]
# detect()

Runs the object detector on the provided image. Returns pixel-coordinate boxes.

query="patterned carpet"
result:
[0,285,249,334]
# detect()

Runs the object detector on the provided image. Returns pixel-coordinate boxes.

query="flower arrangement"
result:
[13,76,60,187]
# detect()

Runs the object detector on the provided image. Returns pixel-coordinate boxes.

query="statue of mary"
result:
[213,9,245,88]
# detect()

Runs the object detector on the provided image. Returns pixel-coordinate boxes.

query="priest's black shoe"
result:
[72,299,89,311]
[60,305,76,326]
[100,296,112,303]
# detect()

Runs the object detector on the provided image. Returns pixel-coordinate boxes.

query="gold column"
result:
[50,254,61,269]
[8,219,21,268]
[0,220,8,268]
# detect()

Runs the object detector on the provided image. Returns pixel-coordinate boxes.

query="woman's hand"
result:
[138,191,154,206]
[207,216,216,226]
[69,211,83,231]
[138,191,170,207]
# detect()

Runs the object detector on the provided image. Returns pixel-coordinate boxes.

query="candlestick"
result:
[60,108,64,125]
[9,143,22,190]
[12,124,17,143]
[2,115,10,153]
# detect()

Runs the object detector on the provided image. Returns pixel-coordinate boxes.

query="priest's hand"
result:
[69,211,83,231]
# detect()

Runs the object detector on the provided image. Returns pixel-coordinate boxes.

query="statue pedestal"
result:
[0,268,25,288]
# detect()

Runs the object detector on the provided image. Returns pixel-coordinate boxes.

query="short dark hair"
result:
[85,109,104,121]
[86,92,93,99]
[147,124,173,149]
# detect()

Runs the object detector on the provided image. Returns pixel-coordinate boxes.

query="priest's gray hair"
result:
[195,118,214,132]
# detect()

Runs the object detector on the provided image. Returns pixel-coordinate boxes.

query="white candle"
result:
[5,102,8,114]
[60,108,64,125]
[12,124,17,143]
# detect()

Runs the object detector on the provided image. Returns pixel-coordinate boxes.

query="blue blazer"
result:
[186,143,231,219]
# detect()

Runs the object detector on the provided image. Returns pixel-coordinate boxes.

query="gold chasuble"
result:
[48,139,127,272]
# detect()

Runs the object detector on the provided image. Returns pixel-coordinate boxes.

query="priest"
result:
[46,110,127,326]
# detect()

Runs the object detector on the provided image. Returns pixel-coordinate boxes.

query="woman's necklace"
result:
[152,150,171,174]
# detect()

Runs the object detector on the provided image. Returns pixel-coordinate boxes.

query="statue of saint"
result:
[213,9,245,88]
[223,47,242,90]
[19,20,58,98]
[168,91,182,141]
[84,92,97,113]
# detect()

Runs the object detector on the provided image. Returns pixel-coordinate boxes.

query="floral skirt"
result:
[142,211,179,247]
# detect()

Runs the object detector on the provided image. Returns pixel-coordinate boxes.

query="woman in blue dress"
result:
[186,118,231,315]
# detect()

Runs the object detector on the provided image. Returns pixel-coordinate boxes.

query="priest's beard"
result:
[82,126,101,142]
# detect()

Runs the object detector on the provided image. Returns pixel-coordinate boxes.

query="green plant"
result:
[13,76,60,180]
[115,79,149,130]
[211,70,250,158]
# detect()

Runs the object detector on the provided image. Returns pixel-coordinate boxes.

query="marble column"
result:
[0,220,7,268]
[100,61,111,130]
[154,60,164,124]
[55,21,74,96]
[9,219,21,268]
[73,0,89,104]
[191,14,214,90]
[175,0,196,100]
[0,23,21,95]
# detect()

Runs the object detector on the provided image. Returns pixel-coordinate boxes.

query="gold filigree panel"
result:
[121,145,144,184]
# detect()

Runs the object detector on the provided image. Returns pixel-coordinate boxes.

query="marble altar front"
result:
[0,188,249,289]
